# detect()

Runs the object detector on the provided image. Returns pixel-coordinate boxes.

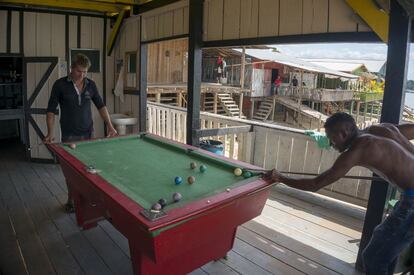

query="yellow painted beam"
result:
[107,8,127,56]
[346,0,389,42]
[89,0,151,4]
[2,0,126,14]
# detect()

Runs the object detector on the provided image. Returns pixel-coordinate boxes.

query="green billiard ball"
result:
[200,165,207,173]
[243,171,252,179]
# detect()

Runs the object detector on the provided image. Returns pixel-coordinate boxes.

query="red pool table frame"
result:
[49,134,273,275]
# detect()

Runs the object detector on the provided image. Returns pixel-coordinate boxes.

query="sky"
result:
[271,43,414,80]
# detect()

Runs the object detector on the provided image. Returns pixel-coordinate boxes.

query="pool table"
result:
[49,134,273,275]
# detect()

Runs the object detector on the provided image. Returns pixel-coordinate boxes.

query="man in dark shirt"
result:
[292,75,298,87]
[44,54,117,212]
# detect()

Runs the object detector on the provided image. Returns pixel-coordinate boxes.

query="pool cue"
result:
[242,167,381,181]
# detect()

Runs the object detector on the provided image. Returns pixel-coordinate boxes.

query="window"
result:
[125,51,137,88]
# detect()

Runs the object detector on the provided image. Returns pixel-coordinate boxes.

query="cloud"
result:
[273,43,387,60]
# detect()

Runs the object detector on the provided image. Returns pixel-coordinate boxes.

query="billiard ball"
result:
[243,171,252,179]
[234,168,243,176]
[158,198,167,208]
[69,143,76,149]
[190,162,197,169]
[188,176,196,184]
[172,192,182,202]
[151,203,162,212]
[174,176,183,185]
[199,165,207,173]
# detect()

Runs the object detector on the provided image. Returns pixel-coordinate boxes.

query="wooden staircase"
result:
[203,93,225,115]
[203,92,246,118]
[253,96,275,121]
[217,93,246,118]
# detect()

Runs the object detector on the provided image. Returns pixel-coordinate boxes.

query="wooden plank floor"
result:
[0,139,363,275]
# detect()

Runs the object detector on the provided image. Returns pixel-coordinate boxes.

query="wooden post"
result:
[250,99,255,118]
[363,100,368,122]
[318,114,322,131]
[176,92,181,107]
[239,47,246,118]
[356,101,361,124]
[369,102,373,120]
[139,42,147,133]
[186,0,203,146]
[271,96,276,121]
[156,91,161,103]
[213,92,218,114]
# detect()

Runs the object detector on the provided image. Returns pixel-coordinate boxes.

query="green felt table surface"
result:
[62,135,258,211]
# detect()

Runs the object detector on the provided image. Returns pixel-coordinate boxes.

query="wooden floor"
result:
[0,139,363,275]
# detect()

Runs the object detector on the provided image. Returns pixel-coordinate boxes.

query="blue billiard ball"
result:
[200,165,207,173]
[174,176,183,185]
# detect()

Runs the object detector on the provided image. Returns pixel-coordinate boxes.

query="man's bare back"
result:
[349,130,414,189]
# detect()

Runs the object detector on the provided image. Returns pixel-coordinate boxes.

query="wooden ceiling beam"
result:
[1,0,129,14]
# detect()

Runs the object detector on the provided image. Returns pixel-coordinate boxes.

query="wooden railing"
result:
[279,86,355,102]
[147,102,372,207]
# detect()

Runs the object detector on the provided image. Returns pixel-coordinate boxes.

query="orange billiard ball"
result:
[188,176,196,184]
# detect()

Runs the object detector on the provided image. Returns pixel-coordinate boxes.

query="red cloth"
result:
[274,78,282,86]
[217,56,222,65]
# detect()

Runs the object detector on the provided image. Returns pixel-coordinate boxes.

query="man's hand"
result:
[106,125,118,137]
[264,169,283,182]
[43,134,54,144]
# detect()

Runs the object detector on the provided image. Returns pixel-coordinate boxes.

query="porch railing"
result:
[147,102,372,207]
[279,87,355,102]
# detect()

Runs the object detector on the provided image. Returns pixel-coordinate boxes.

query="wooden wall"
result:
[0,9,113,160]
[147,38,188,84]
[113,16,140,118]
[24,12,65,159]
[0,10,21,53]
[141,0,189,42]
[203,0,371,41]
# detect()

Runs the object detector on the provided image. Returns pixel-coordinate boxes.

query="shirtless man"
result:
[266,112,414,275]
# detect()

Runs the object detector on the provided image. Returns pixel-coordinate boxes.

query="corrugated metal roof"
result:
[303,58,386,73]
[235,49,359,79]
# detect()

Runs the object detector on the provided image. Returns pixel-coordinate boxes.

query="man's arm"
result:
[98,106,117,137]
[44,112,55,143]
[270,149,360,192]
[44,81,60,144]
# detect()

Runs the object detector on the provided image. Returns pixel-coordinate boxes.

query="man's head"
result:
[324,112,358,152]
[70,54,91,81]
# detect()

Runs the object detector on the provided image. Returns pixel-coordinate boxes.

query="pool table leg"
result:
[72,190,104,230]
